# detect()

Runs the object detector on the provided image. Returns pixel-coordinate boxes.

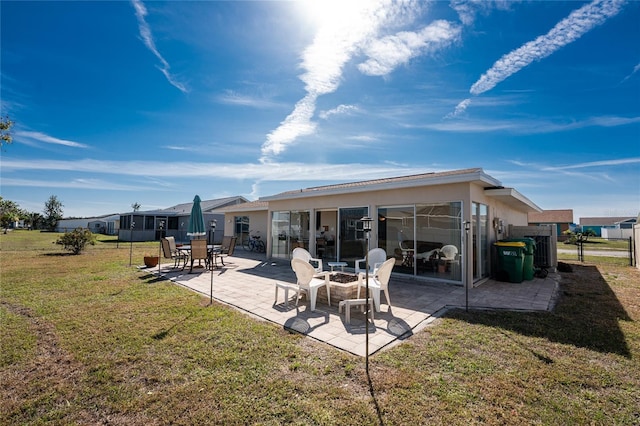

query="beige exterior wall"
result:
[222,211,268,240]
[222,177,538,289]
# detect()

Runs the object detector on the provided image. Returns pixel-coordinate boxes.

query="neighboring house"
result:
[528,209,574,240]
[56,214,121,235]
[118,196,248,242]
[579,216,637,237]
[221,168,542,289]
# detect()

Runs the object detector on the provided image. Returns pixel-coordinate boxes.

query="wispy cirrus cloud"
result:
[131,0,188,93]
[620,62,640,83]
[448,0,627,117]
[540,157,640,171]
[260,0,459,163]
[507,157,640,183]
[217,90,284,109]
[0,157,428,183]
[450,0,517,25]
[0,177,160,191]
[15,130,88,148]
[423,114,640,133]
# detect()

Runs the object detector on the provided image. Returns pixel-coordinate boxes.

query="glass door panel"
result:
[378,206,414,274]
[338,207,367,266]
[271,211,290,259]
[415,203,461,281]
[472,203,489,281]
[271,211,310,260]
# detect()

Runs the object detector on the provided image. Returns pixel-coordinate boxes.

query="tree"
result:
[56,228,95,254]
[0,197,21,231]
[27,212,44,230]
[131,202,141,212]
[43,195,64,231]
[1,115,14,149]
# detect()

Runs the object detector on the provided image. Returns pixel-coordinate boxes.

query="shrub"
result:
[56,228,96,254]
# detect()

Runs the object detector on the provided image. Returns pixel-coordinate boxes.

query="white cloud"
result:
[450,0,517,25]
[319,104,359,120]
[445,98,472,118]
[15,130,88,148]
[358,20,461,76]
[131,0,189,93]
[260,0,425,163]
[470,0,626,95]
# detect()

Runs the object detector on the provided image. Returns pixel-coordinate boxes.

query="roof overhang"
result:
[485,187,542,213]
[262,169,502,202]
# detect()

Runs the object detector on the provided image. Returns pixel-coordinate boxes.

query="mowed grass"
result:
[1,230,639,425]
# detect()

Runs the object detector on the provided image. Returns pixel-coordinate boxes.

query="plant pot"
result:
[144,256,159,267]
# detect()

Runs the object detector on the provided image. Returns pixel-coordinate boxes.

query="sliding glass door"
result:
[271,211,310,259]
[472,202,489,280]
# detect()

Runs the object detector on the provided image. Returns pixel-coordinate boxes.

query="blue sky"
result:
[1,0,639,221]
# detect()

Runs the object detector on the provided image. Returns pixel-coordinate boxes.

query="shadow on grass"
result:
[139,273,169,284]
[152,312,195,340]
[445,264,632,358]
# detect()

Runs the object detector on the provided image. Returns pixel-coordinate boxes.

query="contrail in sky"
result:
[131,0,188,93]
[451,0,626,117]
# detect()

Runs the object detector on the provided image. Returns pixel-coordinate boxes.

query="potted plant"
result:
[143,254,159,267]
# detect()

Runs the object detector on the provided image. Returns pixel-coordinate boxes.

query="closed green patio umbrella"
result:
[187,195,206,237]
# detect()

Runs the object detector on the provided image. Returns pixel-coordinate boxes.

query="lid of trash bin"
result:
[494,241,526,247]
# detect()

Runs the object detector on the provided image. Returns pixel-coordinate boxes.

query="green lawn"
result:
[2,231,639,425]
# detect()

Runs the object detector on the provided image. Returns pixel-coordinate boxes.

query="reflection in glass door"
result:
[270,211,310,259]
[338,207,368,266]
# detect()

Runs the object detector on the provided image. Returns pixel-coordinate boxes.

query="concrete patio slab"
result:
[144,251,559,357]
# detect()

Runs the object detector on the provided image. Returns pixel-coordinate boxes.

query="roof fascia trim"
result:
[261,170,501,202]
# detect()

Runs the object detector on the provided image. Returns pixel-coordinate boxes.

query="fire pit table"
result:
[327,272,362,303]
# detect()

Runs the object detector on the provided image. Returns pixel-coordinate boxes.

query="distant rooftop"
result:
[528,209,574,224]
[580,216,636,226]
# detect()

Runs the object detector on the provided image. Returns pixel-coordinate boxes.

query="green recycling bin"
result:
[494,241,525,283]
[503,238,536,280]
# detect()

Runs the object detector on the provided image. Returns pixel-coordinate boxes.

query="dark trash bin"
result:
[503,238,536,280]
[494,241,525,283]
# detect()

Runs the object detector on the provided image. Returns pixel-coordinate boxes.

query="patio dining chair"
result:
[161,237,188,269]
[212,236,237,268]
[189,239,209,273]
[291,258,331,312]
[357,257,395,312]
[355,248,387,275]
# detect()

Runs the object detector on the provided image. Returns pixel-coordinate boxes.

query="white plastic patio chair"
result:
[355,248,387,275]
[291,258,331,311]
[439,244,459,275]
[357,257,395,312]
[292,247,324,276]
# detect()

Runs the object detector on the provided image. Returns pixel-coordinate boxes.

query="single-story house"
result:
[118,196,248,242]
[579,216,637,237]
[221,168,542,289]
[528,209,574,240]
[56,214,121,235]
